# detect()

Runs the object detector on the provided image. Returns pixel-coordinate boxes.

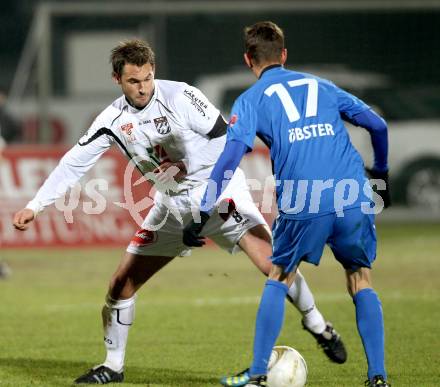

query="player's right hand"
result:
[13,208,36,231]
[153,161,187,183]
[366,168,392,208]
[182,211,210,247]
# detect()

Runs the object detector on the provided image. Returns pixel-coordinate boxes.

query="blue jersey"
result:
[227,65,372,219]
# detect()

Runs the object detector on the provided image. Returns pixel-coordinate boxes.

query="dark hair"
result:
[110,39,155,77]
[244,21,284,65]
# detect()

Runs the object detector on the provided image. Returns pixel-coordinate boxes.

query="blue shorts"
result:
[271,207,377,272]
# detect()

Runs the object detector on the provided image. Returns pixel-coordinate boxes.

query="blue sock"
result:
[353,288,386,380]
[250,279,289,376]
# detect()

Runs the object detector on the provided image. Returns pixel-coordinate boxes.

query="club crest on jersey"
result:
[120,122,136,142]
[154,116,171,135]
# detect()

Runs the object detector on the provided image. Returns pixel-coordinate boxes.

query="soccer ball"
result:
[267,346,308,387]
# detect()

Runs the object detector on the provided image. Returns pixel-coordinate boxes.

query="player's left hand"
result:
[182,211,210,247]
[366,167,392,208]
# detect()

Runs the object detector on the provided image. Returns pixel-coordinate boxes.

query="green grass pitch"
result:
[0,223,439,386]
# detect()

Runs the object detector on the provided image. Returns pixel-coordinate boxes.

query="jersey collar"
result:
[259,64,283,79]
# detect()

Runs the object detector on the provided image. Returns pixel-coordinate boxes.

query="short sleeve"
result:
[176,85,221,136]
[226,97,258,151]
[332,83,370,119]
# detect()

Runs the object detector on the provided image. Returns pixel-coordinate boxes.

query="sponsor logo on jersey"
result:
[183,89,208,117]
[288,123,335,143]
[120,122,136,142]
[130,229,158,247]
[153,116,171,135]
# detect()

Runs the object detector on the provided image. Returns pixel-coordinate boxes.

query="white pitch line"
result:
[44,292,438,312]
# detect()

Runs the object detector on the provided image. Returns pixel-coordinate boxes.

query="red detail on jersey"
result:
[121,123,134,135]
[130,229,158,247]
[218,198,236,221]
[154,145,171,162]
[229,114,238,127]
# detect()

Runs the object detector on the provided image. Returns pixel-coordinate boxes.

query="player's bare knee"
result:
[268,264,296,286]
[240,225,273,275]
[345,267,373,296]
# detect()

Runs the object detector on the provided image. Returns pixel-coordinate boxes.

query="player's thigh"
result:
[109,251,175,299]
[269,263,297,287]
[204,188,268,254]
[126,199,191,258]
[271,215,333,273]
[238,223,273,274]
[328,207,377,270]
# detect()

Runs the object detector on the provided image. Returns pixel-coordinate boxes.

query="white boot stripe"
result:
[92,374,102,383]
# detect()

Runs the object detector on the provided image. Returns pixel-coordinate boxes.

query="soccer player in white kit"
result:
[13,39,346,384]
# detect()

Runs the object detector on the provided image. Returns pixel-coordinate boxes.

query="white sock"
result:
[287,271,326,334]
[101,294,136,372]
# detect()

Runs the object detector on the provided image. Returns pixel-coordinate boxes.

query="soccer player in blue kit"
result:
[183,21,391,387]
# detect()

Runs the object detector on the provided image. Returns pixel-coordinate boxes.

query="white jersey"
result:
[26,80,227,213]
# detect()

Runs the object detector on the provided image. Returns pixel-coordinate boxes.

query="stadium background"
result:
[0,2,439,386]
[1,0,439,247]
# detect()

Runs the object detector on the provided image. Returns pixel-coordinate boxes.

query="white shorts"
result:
[126,168,267,257]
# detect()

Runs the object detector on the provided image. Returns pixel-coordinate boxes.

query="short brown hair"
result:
[110,39,155,77]
[244,21,284,65]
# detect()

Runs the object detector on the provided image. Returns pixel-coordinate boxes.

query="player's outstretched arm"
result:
[13,208,35,231]
[23,126,114,217]
[12,143,110,231]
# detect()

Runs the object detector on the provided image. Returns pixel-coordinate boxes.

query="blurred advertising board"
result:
[0,145,275,248]
[0,146,139,247]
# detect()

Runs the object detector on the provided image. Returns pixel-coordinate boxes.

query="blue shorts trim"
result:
[271,208,377,272]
